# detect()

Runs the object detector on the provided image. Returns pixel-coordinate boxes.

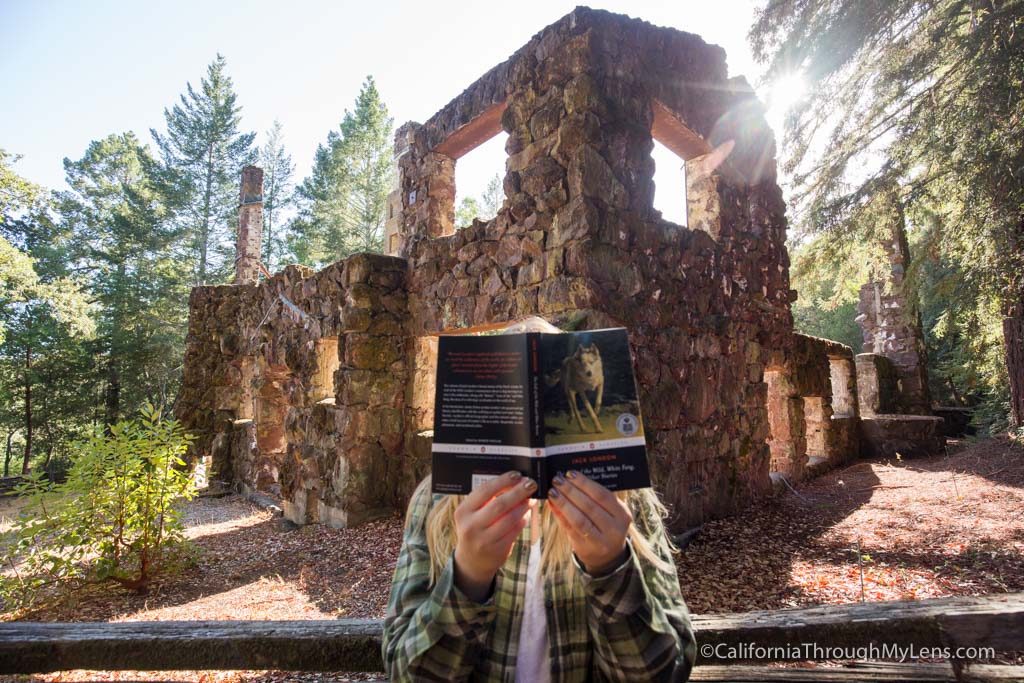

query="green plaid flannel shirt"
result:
[382,483,696,682]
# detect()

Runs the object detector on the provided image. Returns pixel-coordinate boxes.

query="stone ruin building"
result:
[176,7,945,532]
[854,188,946,456]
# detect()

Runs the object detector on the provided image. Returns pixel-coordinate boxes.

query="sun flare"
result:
[767,73,807,114]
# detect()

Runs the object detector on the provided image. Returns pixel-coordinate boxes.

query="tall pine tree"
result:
[292,77,393,266]
[152,54,255,285]
[259,120,295,272]
[61,133,187,425]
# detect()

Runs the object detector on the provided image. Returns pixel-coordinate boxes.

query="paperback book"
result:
[431,327,651,497]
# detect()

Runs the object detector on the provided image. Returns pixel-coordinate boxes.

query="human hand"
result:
[548,471,632,575]
[453,471,536,601]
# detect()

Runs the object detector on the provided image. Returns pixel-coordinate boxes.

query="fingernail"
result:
[507,471,521,480]
[553,475,565,487]
[522,478,537,490]
[566,470,579,480]
[549,487,561,499]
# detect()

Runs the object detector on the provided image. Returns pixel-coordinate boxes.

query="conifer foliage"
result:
[152,55,256,285]
[291,77,394,266]
[258,121,295,273]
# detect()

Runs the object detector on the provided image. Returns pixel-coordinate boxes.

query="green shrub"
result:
[1,404,197,611]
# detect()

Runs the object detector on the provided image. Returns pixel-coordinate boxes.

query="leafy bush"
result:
[1,404,197,611]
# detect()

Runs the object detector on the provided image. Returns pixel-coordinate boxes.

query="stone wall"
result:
[856,186,931,414]
[860,415,944,459]
[176,254,410,527]
[765,334,860,480]
[394,8,793,529]
[849,188,944,459]
[856,353,945,459]
[856,353,900,417]
[857,281,932,414]
[179,7,901,531]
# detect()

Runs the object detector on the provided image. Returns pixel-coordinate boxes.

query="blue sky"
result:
[1,0,781,222]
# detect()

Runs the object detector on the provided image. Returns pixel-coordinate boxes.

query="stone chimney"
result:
[235,166,264,285]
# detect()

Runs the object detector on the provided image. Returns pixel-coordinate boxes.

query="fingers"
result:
[563,471,632,525]
[551,472,617,529]
[486,503,530,548]
[462,470,523,511]
[548,484,602,540]
[476,476,537,527]
[549,477,631,574]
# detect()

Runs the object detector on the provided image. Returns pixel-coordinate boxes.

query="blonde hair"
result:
[411,477,675,583]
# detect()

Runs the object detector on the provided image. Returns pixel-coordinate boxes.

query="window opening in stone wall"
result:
[312,337,340,403]
[765,368,806,478]
[254,360,292,494]
[386,188,402,254]
[764,368,787,473]
[411,336,439,433]
[430,100,508,234]
[453,132,508,229]
[803,396,829,465]
[650,100,719,235]
[651,139,687,226]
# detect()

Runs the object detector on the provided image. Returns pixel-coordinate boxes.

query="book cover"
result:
[431,327,650,497]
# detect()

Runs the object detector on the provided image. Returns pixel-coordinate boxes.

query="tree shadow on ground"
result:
[900,435,1024,490]
[807,536,1024,595]
[675,460,881,614]
[10,439,1021,622]
[676,437,1024,614]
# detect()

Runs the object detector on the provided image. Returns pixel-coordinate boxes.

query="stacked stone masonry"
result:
[854,186,944,458]
[177,8,934,531]
[855,185,931,415]
[765,334,860,483]
[178,255,413,527]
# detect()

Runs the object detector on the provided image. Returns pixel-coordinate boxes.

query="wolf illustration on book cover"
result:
[540,330,644,445]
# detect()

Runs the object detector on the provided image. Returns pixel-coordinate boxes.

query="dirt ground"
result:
[676,436,1024,613]
[3,435,1022,681]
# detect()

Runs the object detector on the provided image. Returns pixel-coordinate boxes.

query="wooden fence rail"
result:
[1,593,1022,680]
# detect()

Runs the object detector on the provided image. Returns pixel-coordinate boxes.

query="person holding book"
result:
[381,318,696,681]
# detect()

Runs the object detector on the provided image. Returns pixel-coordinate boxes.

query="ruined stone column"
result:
[856,187,931,414]
[384,126,415,256]
[396,123,455,258]
[235,166,264,285]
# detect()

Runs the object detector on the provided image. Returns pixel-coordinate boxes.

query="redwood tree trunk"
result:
[1005,302,1024,429]
[3,430,13,477]
[22,344,32,474]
